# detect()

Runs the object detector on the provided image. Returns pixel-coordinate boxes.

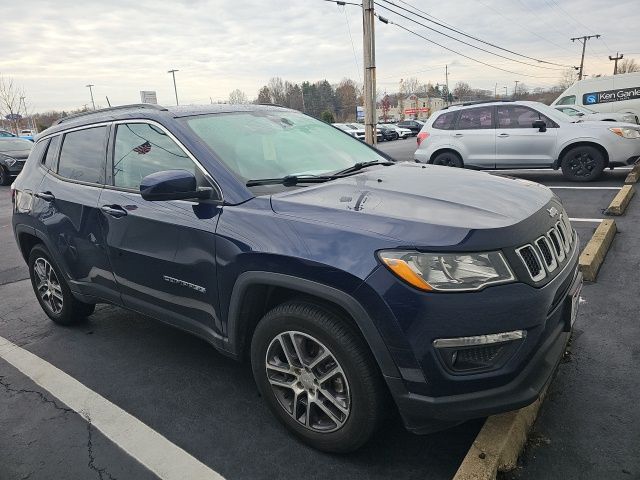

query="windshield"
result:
[183,110,387,182]
[0,138,32,153]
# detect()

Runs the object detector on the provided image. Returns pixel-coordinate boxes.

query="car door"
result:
[98,120,224,338]
[36,124,121,303]
[495,105,559,168]
[451,106,496,168]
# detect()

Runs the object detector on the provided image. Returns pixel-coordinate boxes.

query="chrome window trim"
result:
[109,119,223,202]
[535,235,558,272]
[515,244,546,282]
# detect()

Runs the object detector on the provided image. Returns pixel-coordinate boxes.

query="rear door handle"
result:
[35,191,55,202]
[453,133,464,137]
[101,205,128,218]
[498,133,510,138]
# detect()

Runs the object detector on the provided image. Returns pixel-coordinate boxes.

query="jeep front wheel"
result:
[250,301,387,452]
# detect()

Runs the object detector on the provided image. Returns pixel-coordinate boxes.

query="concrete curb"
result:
[579,219,617,282]
[452,388,548,480]
[624,164,640,184]
[606,185,635,215]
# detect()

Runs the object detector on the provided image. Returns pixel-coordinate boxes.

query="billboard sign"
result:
[356,106,364,121]
[140,91,158,104]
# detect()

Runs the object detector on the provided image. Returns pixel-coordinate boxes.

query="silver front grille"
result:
[516,212,574,282]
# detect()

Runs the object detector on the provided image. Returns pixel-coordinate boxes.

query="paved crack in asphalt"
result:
[84,413,118,480]
[0,375,73,414]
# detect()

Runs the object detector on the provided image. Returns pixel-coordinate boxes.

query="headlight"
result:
[378,250,515,292]
[609,127,640,139]
[4,158,17,167]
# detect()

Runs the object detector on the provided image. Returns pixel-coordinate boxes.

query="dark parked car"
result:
[0,137,32,185]
[378,125,399,141]
[397,119,424,135]
[11,104,582,452]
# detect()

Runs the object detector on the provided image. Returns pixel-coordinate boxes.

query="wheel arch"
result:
[429,148,464,165]
[558,141,609,167]
[225,271,400,378]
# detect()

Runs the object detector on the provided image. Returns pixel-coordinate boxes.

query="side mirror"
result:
[532,120,547,132]
[140,170,215,202]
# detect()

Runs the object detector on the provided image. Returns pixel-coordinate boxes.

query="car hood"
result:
[270,163,554,247]
[573,119,640,129]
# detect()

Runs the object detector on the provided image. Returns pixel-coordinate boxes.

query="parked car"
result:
[391,125,412,139]
[397,119,424,135]
[0,129,17,138]
[415,100,640,181]
[19,129,35,141]
[0,137,32,185]
[554,104,638,124]
[12,103,582,453]
[332,123,364,140]
[377,125,399,141]
[552,71,640,121]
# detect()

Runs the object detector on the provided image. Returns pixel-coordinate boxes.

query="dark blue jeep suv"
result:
[11,104,582,452]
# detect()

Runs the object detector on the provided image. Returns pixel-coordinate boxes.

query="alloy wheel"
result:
[33,257,64,314]
[568,152,596,177]
[265,331,351,433]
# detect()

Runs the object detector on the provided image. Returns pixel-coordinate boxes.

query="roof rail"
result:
[257,103,288,108]
[441,99,515,110]
[54,104,168,125]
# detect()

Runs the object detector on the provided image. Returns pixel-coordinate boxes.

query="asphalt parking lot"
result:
[0,140,636,479]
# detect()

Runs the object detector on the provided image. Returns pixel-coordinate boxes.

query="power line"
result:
[342,5,362,82]
[378,17,561,79]
[377,0,573,68]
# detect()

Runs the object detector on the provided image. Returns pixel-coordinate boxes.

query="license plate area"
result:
[563,272,583,331]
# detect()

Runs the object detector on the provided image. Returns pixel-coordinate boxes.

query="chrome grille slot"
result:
[516,245,546,282]
[547,228,565,262]
[536,236,557,272]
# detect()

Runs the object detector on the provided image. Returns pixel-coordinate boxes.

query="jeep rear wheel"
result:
[251,301,387,452]
[560,146,605,182]
[28,244,95,325]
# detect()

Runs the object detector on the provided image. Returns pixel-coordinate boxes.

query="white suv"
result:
[414,100,640,181]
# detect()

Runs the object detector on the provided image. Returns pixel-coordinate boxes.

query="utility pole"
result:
[503,86,508,98]
[445,65,450,105]
[167,69,179,105]
[571,35,600,80]
[609,52,623,75]
[513,80,519,99]
[494,83,498,99]
[86,84,96,110]
[362,0,377,145]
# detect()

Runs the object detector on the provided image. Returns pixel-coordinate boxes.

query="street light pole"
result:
[503,86,508,98]
[168,69,179,105]
[362,0,377,145]
[86,84,96,110]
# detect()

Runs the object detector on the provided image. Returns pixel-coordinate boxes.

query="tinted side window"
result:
[432,112,457,130]
[556,95,576,105]
[497,106,557,128]
[43,135,61,170]
[456,107,493,130]
[58,127,107,183]
[113,123,195,190]
[27,139,48,165]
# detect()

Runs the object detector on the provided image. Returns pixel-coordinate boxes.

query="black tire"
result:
[251,301,387,453]
[0,166,10,186]
[432,151,464,168]
[560,145,605,182]
[28,244,95,325]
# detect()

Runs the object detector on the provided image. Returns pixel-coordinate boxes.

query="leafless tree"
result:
[256,86,272,104]
[617,58,639,74]
[228,89,248,104]
[0,75,25,134]
[557,69,577,90]
[267,77,287,105]
[453,81,473,101]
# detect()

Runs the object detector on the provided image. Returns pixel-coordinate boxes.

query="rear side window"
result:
[113,123,195,190]
[26,140,48,165]
[556,95,576,105]
[456,107,494,130]
[432,112,457,130]
[43,135,61,170]
[58,127,107,184]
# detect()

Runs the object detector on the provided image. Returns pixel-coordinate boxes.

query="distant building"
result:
[377,94,446,121]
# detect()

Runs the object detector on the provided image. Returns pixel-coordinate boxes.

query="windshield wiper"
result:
[246,175,336,187]
[332,160,394,176]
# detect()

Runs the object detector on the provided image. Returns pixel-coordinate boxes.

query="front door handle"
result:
[35,191,55,202]
[453,133,464,137]
[101,205,128,218]
[498,133,510,138]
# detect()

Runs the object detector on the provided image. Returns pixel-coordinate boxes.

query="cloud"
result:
[1,0,638,111]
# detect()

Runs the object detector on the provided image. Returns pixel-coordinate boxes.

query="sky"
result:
[1,0,639,112]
